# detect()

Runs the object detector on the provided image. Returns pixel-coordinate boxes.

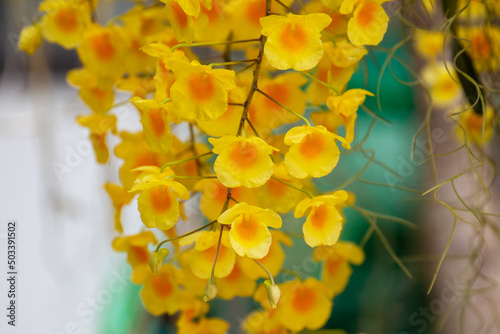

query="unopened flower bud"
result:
[18,25,42,55]
[203,279,217,302]
[264,280,280,308]
[149,248,169,274]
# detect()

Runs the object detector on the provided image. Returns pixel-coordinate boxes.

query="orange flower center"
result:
[147,108,165,138]
[267,177,288,197]
[291,286,317,313]
[129,246,149,265]
[171,2,189,29]
[151,273,173,298]
[202,244,230,264]
[466,112,484,133]
[140,17,157,35]
[245,1,265,26]
[233,215,264,245]
[263,83,289,110]
[202,1,222,24]
[280,24,308,51]
[90,133,106,149]
[326,258,342,276]
[328,12,347,34]
[134,153,160,169]
[54,7,79,33]
[224,264,242,282]
[299,132,326,158]
[90,32,115,61]
[90,87,107,100]
[188,73,216,102]
[230,141,259,168]
[149,186,172,213]
[471,34,491,58]
[310,204,329,229]
[357,1,377,28]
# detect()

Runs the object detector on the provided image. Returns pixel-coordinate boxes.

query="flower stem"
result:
[160,152,213,172]
[256,88,311,126]
[165,175,217,180]
[254,259,275,285]
[209,225,225,281]
[171,39,260,52]
[209,59,258,67]
[155,220,218,251]
[302,71,340,95]
[271,176,314,199]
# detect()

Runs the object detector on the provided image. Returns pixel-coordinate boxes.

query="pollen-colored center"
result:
[280,24,308,51]
[326,258,342,276]
[472,34,491,58]
[299,133,325,158]
[245,1,265,25]
[230,141,259,168]
[291,286,317,313]
[267,178,288,197]
[140,17,157,35]
[90,88,106,100]
[134,153,160,169]
[263,83,289,110]
[467,113,484,133]
[311,204,329,229]
[328,12,347,34]
[356,1,377,28]
[149,186,172,213]
[90,32,115,61]
[188,73,216,102]
[224,264,242,282]
[54,7,79,33]
[130,246,149,264]
[172,2,189,29]
[147,108,165,138]
[151,273,173,298]
[233,215,265,246]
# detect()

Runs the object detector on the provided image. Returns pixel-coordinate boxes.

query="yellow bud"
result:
[264,280,280,309]
[18,25,42,55]
[203,279,217,302]
[149,248,169,274]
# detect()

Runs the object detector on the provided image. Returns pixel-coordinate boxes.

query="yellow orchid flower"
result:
[209,135,278,188]
[294,191,349,247]
[112,231,158,284]
[313,242,365,297]
[260,13,332,71]
[284,125,345,179]
[169,58,236,121]
[130,166,190,230]
[218,203,282,259]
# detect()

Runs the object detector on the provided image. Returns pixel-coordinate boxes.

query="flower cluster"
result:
[24,0,492,333]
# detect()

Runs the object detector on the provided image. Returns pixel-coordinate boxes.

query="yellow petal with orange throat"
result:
[189,230,236,278]
[295,192,348,247]
[40,1,89,49]
[279,278,333,331]
[284,125,343,179]
[219,203,282,258]
[303,203,343,247]
[230,214,272,259]
[169,62,235,121]
[77,25,124,78]
[140,265,182,316]
[210,136,278,188]
[137,185,181,230]
[261,13,332,71]
[163,0,195,43]
[347,1,389,46]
